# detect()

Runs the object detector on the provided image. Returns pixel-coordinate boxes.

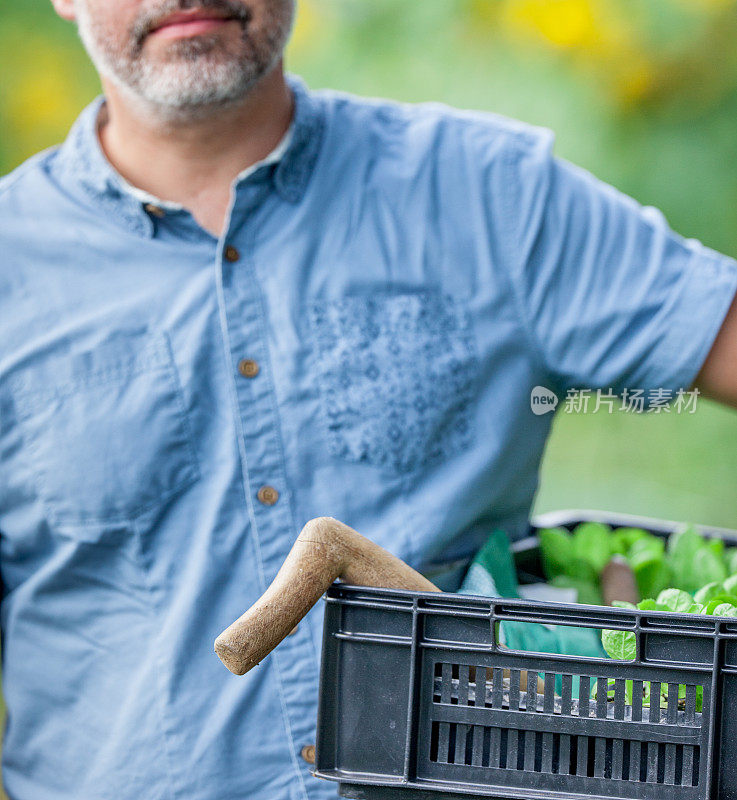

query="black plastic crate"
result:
[313,510,737,800]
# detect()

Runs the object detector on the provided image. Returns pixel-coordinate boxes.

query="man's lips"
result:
[150,11,237,39]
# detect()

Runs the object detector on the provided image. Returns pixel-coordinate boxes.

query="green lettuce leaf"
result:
[572,522,612,575]
[707,538,725,560]
[725,549,737,576]
[694,582,725,605]
[601,628,636,661]
[668,526,727,593]
[656,589,694,612]
[611,527,650,557]
[705,595,737,614]
[636,599,669,612]
[539,527,573,580]
[629,541,671,599]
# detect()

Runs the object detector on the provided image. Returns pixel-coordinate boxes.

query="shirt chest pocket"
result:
[308,289,479,475]
[8,330,200,534]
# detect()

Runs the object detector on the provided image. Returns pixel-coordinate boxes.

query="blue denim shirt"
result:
[1,72,736,800]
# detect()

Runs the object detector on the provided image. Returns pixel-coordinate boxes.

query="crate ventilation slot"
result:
[429,662,704,788]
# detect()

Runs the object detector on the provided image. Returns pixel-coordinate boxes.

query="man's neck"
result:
[96,65,294,236]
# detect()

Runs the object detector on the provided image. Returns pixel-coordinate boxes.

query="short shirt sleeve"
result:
[500,128,737,398]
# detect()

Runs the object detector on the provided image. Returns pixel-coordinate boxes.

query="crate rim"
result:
[326,583,737,628]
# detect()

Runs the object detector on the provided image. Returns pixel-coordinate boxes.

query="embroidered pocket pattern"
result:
[309,290,478,474]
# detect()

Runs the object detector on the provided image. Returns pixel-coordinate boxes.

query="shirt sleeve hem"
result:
[650,246,737,394]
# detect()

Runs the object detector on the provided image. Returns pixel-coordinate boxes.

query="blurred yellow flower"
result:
[503,0,603,49]
[497,0,669,109]
[8,62,74,136]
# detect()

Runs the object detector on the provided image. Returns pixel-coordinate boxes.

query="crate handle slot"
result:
[494,602,637,629]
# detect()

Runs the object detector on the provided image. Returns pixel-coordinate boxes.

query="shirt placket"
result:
[216,179,322,797]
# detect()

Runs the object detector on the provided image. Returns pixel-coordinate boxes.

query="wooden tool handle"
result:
[214,516,439,675]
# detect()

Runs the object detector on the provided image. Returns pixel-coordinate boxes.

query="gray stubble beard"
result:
[73,0,295,121]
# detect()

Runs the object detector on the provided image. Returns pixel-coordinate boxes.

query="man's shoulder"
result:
[0,145,61,210]
[312,84,555,160]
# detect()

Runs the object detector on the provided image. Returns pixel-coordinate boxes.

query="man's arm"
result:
[694,289,737,408]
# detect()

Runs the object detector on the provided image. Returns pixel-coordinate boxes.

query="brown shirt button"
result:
[300,744,316,764]
[238,358,260,378]
[144,203,165,218]
[224,245,240,262]
[257,486,279,506]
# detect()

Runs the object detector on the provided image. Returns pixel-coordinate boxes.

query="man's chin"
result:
[111,64,260,119]
[98,33,277,119]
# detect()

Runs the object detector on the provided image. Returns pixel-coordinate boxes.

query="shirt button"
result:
[257,486,279,506]
[300,744,316,765]
[238,358,260,378]
[224,245,240,262]
[144,203,165,218]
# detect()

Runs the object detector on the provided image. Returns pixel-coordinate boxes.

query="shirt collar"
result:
[51,72,325,235]
[115,117,295,213]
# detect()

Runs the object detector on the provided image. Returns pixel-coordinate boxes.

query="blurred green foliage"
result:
[1,0,736,525]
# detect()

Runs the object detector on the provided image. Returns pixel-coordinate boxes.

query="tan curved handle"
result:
[214,516,439,675]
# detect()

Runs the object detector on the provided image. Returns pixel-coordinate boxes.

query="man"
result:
[0,0,735,798]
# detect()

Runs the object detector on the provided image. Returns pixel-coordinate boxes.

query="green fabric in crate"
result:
[458,529,606,696]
